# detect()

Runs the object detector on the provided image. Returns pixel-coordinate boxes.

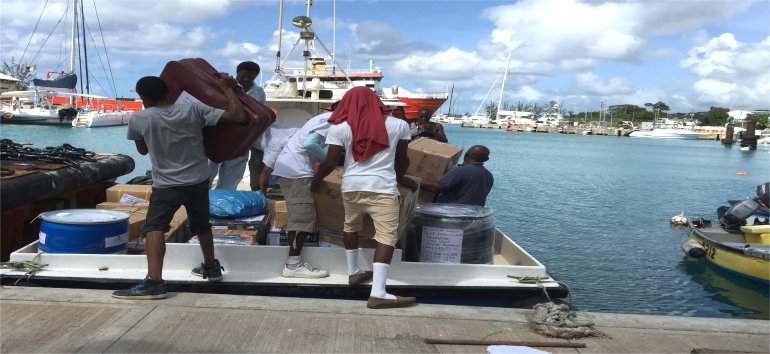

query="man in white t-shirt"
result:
[312,87,418,309]
[271,111,334,278]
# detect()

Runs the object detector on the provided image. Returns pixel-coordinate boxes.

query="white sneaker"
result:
[281,262,329,278]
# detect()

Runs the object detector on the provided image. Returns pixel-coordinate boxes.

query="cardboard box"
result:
[318,228,378,248]
[106,184,153,203]
[406,138,463,203]
[314,167,418,239]
[96,202,149,209]
[268,199,288,228]
[95,202,147,241]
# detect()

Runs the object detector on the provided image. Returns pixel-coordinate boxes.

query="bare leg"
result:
[343,231,359,250]
[373,242,394,264]
[196,231,216,266]
[145,231,166,281]
[288,231,309,257]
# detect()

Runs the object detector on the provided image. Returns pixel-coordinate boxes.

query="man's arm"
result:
[420,179,448,193]
[434,123,448,143]
[215,73,248,125]
[395,139,418,191]
[259,166,273,195]
[311,144,343,193]
[134,140,149,155]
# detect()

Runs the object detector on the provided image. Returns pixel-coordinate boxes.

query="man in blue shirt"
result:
[208,61,266,189]
[420,145,493,206]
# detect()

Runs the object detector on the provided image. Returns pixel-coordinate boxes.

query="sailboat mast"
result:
[70,0,77,74]
[274,0,284,75]
[69,0,78,104]
[447,83,454,115]
[495,50,512,122]
[80,0,89,95]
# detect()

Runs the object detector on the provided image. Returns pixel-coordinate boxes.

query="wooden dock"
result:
[1,286,767,353]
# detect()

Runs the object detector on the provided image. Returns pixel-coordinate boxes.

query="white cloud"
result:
[571,73,633,96]
[217,41,261,57]
[560,58,596,71]
[682,34,770,109]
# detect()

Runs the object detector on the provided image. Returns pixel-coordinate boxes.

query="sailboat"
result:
[4,0,140,127]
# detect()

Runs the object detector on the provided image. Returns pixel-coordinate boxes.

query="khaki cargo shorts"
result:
[342,191,399,246]
[278,177,316,233]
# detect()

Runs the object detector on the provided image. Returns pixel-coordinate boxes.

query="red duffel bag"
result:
[159,58,274,163]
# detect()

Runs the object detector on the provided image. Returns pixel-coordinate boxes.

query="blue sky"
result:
[1,0,768,115]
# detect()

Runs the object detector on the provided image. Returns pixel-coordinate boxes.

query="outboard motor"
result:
[758,182,770,210]
[718,199,760,232]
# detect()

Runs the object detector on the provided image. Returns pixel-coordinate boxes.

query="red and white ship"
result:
[264,58,447,120]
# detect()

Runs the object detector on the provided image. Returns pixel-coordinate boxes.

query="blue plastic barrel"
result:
[38,209,130,254]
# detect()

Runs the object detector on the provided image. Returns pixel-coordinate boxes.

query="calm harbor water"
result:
[1,123,769,319]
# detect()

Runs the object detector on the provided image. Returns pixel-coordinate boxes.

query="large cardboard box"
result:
[98,202,187,240]
[268,199,288,228]
[314,167,418,239]
[406,138,464,204]
[106,184,153,203]
[95,202,148,241]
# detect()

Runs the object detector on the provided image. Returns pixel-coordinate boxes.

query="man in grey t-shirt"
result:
[113,74,247,300]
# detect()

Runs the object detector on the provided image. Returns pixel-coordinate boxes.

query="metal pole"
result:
[275,0,284,75]
[496,50,511,122]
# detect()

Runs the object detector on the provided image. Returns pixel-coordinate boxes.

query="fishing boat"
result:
[0,212,568,302]
[262,1,447,121]
[682,187,770,284]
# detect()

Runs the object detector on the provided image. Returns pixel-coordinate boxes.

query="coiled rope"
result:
[508,275,600,339]
[0,253,47,285]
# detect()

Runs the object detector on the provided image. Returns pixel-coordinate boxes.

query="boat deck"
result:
[1,230,568,301]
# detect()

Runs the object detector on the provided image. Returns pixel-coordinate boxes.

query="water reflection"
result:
[677,256,769,319]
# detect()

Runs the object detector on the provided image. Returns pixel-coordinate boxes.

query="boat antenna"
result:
[495,50,512,122]
[274,0,285,76]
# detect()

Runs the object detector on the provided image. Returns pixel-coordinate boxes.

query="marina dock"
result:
[1,286,767,353]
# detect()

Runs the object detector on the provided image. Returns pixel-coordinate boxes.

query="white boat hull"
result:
[72,111,132,127]
[1,229,567,300]
[2,108,59,121]
[628,129,702,139]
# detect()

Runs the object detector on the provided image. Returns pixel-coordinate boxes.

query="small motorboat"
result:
[0,223,569,303]
[682,183,770,284]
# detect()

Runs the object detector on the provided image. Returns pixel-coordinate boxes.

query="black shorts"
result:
[144,180,211,235]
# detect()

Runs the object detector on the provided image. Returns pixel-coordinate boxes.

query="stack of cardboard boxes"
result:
[99,184,187,243]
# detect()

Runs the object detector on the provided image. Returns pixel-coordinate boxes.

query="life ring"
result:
[2,112,13,119]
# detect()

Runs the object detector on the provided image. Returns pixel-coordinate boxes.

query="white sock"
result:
[370,263,395,299]
[286,255,301,269]
[345,249,361,275]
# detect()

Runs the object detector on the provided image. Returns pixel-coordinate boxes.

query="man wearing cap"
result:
[420,145,494,206]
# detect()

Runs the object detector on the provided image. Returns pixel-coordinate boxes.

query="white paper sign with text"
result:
[419,226,463,263]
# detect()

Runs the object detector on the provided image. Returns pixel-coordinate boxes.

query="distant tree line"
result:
[470,99,767,129]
